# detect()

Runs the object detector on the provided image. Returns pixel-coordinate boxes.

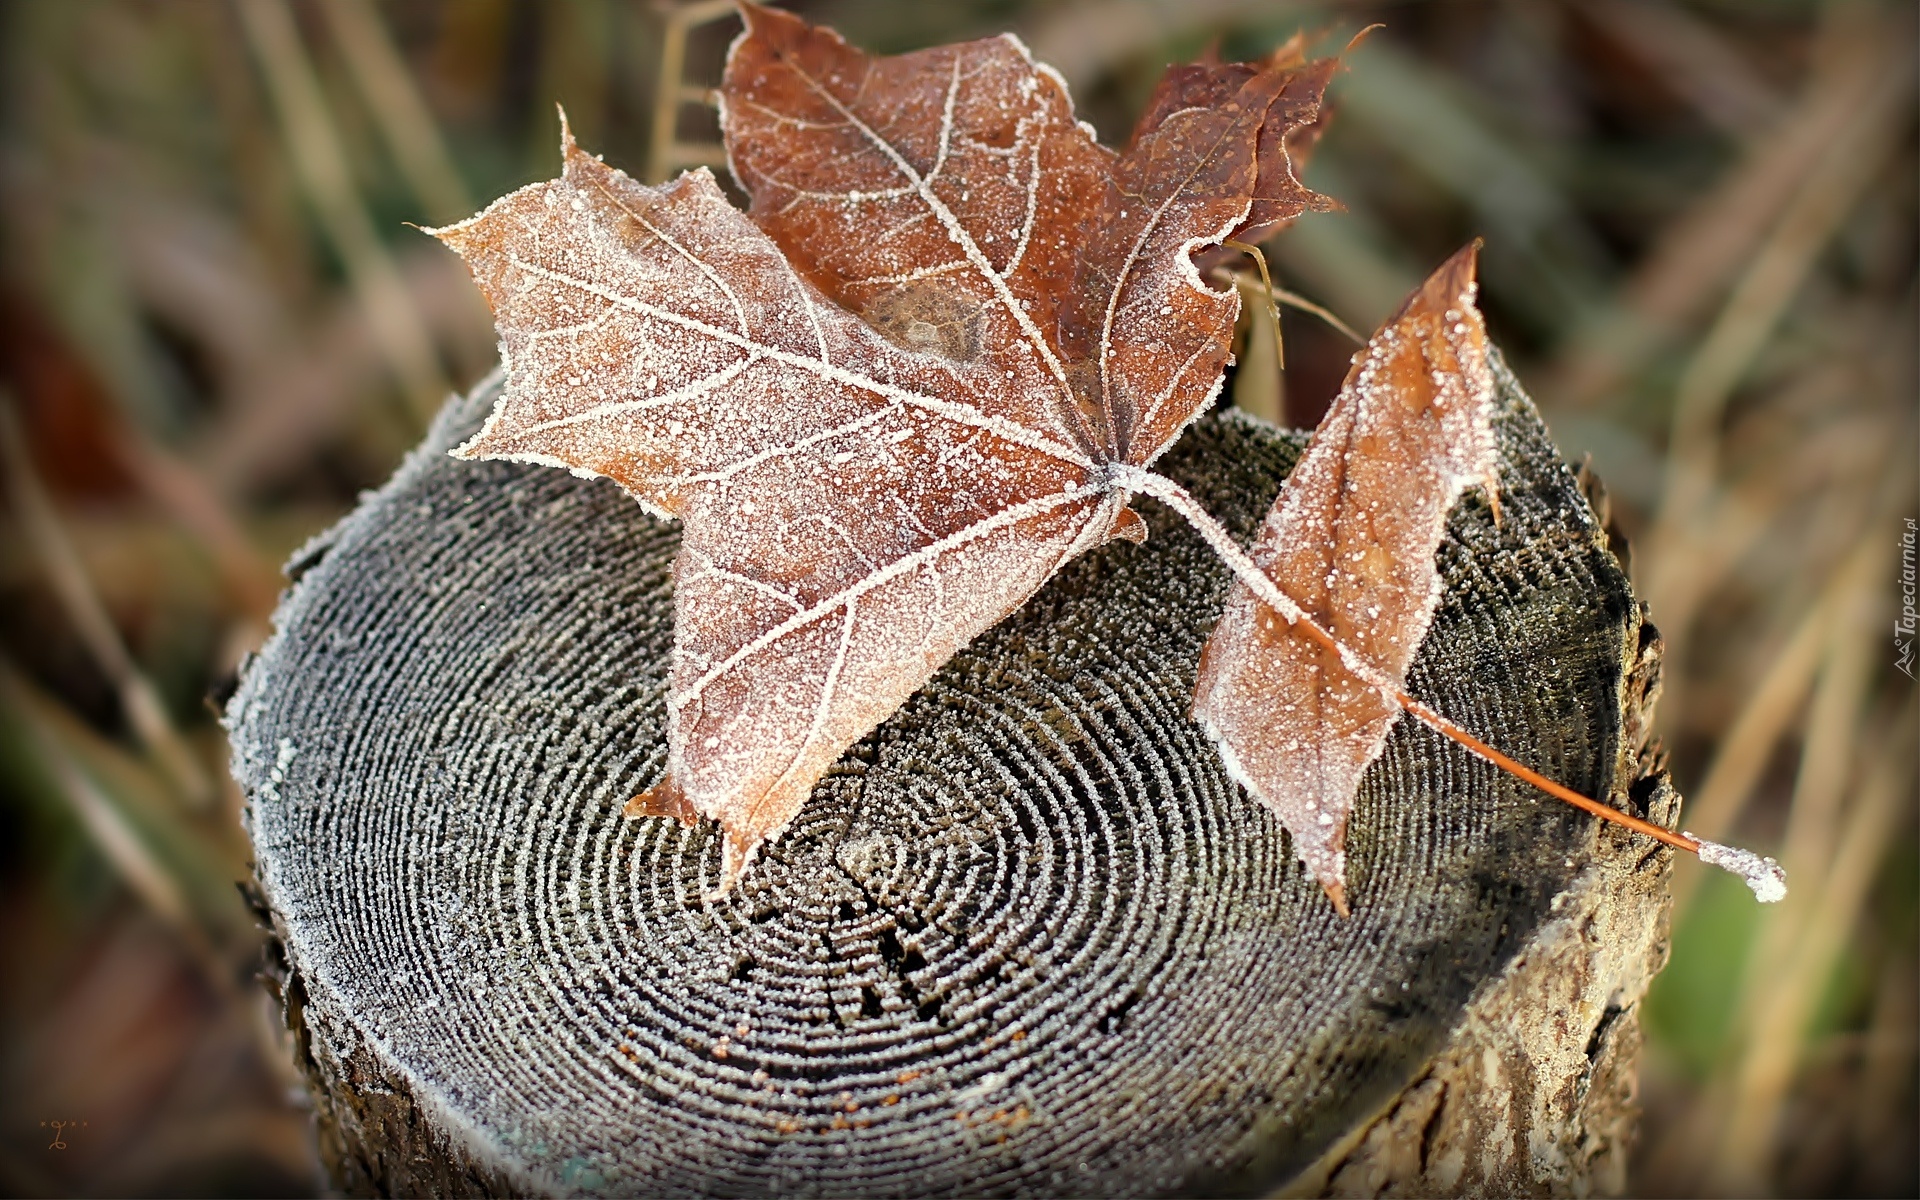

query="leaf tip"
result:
[735,0,804,47]
[1321,877,1351,918]
[448,408,515,463]
[713,828,762,899]
[1436,239,1482,301]
[628,777,700,827]
[1389,239,1483,328]
[419,215,476,254]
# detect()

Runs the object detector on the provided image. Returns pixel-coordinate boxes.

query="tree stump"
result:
[229,354,1675,1198]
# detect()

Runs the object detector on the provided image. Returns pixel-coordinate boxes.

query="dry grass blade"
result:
[1641,470,1796,655]
[1220,267,1365,345]
[1710,698,1916,1191]
[1575,0,1782,138]
[1546,4,1910,410]
[1637,410,1884,728]
[0,660,205,962]
[1223,240,1288,373]
[110,431,282,624]
[195,258,494,496]
[319,0,475,224]
[1327,38,1606,321]
[646,0,737,183]
[0,398,212,807]
[0,656,313,1186]
[236,0,449,422]
[1652,42,1915,535]
[1270,285,1362,345]
[532,1,611,169]
[1023,0,1308,94]
[1854,950,1920,1180]
[1270,185,1425,335]
[1668,539,1875,914]
[1229,277,1283,424]
[1773,576,1882,883]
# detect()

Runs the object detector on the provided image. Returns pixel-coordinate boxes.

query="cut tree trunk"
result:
[229,354,1676,1198]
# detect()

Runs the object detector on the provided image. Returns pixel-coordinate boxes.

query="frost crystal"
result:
[1689,833,1787,903]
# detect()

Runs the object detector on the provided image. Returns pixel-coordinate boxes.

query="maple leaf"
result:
[431,6,1785,909]
[431,128,1122,886]
[1190,243,1497,916]
[430,6,1333,889]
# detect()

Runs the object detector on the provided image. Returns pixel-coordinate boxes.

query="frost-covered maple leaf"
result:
[430,4,1786,908]
[430,5,1332,888]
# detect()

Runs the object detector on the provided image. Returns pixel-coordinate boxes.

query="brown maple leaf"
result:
[1189,243,1498,916]
[430,6,1785,909]
[430,7,1335,889]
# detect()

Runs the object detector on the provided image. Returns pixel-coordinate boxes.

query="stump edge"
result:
[240,365,1679,1198]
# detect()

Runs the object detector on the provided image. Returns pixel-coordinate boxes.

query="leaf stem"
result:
[1112,465,1785,901]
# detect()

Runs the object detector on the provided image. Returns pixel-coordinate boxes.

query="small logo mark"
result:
[40,1119,87,1150]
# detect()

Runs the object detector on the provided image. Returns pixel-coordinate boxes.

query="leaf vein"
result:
[773,42,1088,443]
[504,256,1093,469]
[670,484,1098,711]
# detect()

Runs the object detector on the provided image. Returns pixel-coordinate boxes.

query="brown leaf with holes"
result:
[431,6,1337,889]
[1190,244,1498,915]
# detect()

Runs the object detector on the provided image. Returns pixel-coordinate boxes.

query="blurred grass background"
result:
[0,1,1912,1195]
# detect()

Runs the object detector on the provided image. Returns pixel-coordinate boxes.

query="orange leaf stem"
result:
[1392,694,1698,853]
[1118,465,1698,854]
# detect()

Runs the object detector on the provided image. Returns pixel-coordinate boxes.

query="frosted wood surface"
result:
[232,356,1649,1197]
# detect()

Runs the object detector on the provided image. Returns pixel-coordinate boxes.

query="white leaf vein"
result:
[670,483,1098,711]
[754,595,861,826]
[582,174,750,339]
[778,44,1082,425]
[684,552,803,613]
[515,354,760,437]
[997,126,1045,282]
[668,401,904,487]
[504,255,1092,469]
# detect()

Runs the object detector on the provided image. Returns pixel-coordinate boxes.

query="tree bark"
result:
[230,354,1674,1198]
